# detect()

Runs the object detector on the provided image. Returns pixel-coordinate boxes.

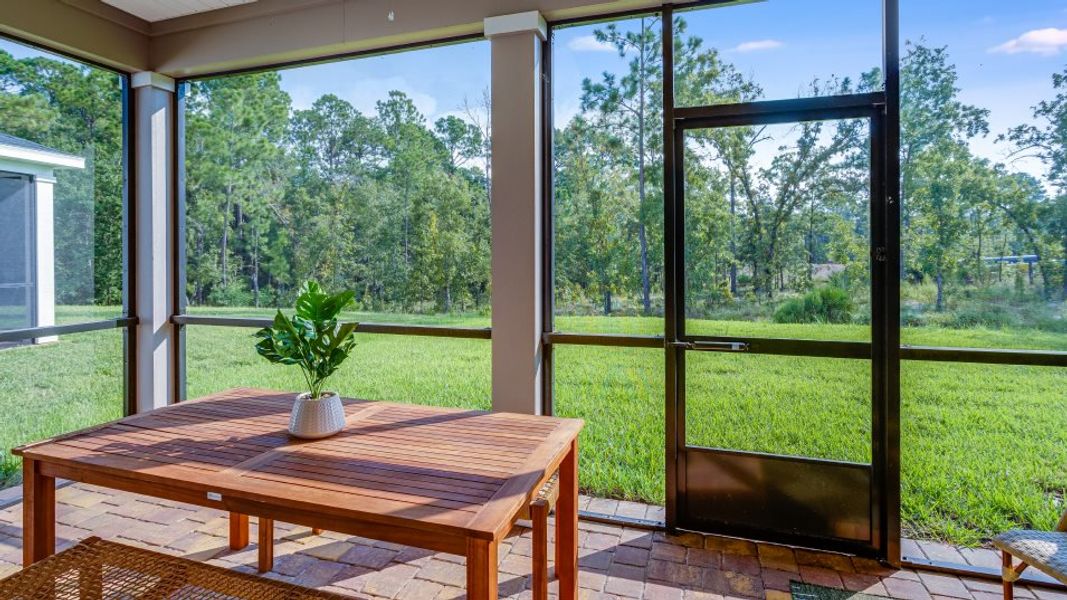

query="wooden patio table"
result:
[14,388,583,600]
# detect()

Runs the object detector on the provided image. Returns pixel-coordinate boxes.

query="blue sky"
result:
[276,41,490,124]
[552,0,1067,180]
[4,0,1067,178]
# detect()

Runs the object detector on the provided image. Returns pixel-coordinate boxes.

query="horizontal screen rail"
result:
[172,314,492,339]
[543,332,664,348]
[674,93,885,128]
[545,331,1067,366]
[901,345,1067,367]
[0,318,137,343]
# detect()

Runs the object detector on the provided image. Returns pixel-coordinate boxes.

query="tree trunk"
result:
[729,176,738,296]
[636,17,651,316]
[763,244,776,300]
[602,287,612,316]
[251,226,260,308]
[1062,236,1067,300]
[997,235,1006,283]
[220,186,231,288]
[639,224,651,313]
[935,271,944,312]
[807,194,816,284]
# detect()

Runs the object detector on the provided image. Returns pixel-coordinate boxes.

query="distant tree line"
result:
[2,20,1065,325]
[184,79,490,312]
[557,18,1067,323]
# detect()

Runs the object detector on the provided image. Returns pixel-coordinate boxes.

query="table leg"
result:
[229,512,249,550]
[22,458,55,566]
[258,517,274,573]
[556,438,579,600]
[531,499,549,600]
[466,537,498,600]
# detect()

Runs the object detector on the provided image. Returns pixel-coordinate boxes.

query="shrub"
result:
[773,286,854,324]
[207,280,253,307]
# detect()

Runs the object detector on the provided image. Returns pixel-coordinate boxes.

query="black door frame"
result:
[537,0,908,564]
[661,3,899,561]
[666,96,889,558]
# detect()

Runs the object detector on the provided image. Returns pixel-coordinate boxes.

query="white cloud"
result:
[345,76,439,120]
[567,35,615,53]
[990,28,1067,56]
[287,85,317,111]
[731,39,784,53]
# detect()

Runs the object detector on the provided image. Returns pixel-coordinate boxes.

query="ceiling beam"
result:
[148,0,683,78]
[1,0,149,73]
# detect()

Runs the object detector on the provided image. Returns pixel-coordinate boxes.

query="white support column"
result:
[487,11,547,415]
[33,175,56,344]
[132,71,176,413]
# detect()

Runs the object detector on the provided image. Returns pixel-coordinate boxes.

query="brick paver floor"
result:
[0,483,1064,599]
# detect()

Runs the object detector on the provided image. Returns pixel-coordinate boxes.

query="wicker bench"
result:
[0,536,349,599]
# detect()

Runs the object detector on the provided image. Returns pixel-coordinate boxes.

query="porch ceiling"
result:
[101,0,259,23]
[3,0,691,78]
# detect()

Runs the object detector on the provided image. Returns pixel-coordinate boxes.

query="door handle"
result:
[669,340,749,352]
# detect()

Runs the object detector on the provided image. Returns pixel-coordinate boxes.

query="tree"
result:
[907,141,975,311]
[461,88,492,206]
[899,42,990,286]
[579,17,758,314]
[986,170,1056,299]
[580,16,661,315]
[185,73,291,306]
[690,79,867,301]
[288,94,381,302]
[555,117,633,315]
[434,115,482,172]
[1003,65,1067,299]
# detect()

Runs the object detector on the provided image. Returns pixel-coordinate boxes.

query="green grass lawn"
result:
[0,306,1064,547]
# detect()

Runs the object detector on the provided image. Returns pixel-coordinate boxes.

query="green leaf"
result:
[254,282,358,397]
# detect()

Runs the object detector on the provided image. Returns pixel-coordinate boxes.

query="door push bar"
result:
[669,340,750,352]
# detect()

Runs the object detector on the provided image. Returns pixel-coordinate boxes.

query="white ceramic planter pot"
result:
[289,392,346,439]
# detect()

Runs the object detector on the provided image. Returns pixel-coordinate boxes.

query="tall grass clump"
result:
[773,286,854,324]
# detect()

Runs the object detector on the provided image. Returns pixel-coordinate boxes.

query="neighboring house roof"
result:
[0,131,86,170]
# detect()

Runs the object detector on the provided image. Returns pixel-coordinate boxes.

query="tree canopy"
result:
[1,24,1064,331]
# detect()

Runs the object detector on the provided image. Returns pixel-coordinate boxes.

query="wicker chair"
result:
[993,509,1067,600]
[0,537,350,599]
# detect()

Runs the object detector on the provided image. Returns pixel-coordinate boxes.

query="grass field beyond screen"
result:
[0,307,1064,547]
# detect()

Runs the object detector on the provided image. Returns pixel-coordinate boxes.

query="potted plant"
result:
[254,281,358,439]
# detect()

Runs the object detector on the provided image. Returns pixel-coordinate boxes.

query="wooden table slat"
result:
[249,458,496,503]
[240,467,487,511]
[271,452,507,487]
[271,443,519,478]
[308,437,527,470]
[52,439,232,473]
[324,428,540,457]
[272,454,503,494]
[60,427,268,464]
